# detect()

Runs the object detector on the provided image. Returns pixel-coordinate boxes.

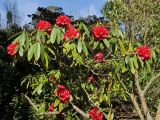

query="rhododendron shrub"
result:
[8,14,159,120]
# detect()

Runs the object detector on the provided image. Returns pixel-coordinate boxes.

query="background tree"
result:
[102,0,160,119]
[28,6,69,26]
[101,0,160,44]
[4,0,20,27]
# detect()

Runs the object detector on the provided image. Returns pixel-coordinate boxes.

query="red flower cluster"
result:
[94,52,104,63]
[56,15,71,27]
[36,20,51,33]
[89,107,103,120]
[54,85,70,103]
[136,45,151,61]
[87,75,95,83]
[7,43,17,56]
[48,103,54,112]
[64,27,80,41]
[92,26,109,40]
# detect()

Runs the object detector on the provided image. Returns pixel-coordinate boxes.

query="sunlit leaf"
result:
[50,28,58,43]
[82,41,89,56]
[28,44,35,61]
[19,47,24,57]
[129,58,135,74]
[133,56,138,69]
[93,41,99,49]
[82,23,90,37]
[54,99,60,107]
[103,39,110,48]
[119,40,126,56]
[77,40,82,53]
[34,42,41,61]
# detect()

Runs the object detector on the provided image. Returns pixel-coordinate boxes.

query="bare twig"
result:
[38,112,60,115]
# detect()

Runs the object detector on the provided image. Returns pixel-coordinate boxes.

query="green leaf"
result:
[56,28,61,44]
[82,41,89,56]
[54,99,60,107]
[108,111,114,120]
[127,42,133,54]
[77,40,82,53]
[138,56,144,67]
[47,47,55,56]
[58,103,63,112]
[82,23,90,37]
[119,40,126,56]
[38,103,45,112]
[20,32,26,46]
[151,49,156,60]
[44,52,49,69]
[64,42,71,54]
[36,30,42,41]
[32,83,43,95]
[146,61,151,72]
[93,41,99,49]
[129,58,135,74]
[133,56,138,69]
[125,56,129,64]
[122,66,127,73]
[40,45,45,62]
[103,39,110,48]
[19,47,24,57]
[34,42,41,61]
[108,111,111,120]
[28,44,35,61]
[50,28,57,43]
[100,43,104,49]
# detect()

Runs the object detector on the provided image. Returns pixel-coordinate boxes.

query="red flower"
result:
[92,26,109,40]
[48,103,54,112]
[64,27,80,41]
[136,45,151,61]
[54,85,70,103]
[36,20,51,33]
[56,15,71,27]
[89,107,103,120]
[7,43,17,56]
[94,52,104,63]
[87,75,95,83]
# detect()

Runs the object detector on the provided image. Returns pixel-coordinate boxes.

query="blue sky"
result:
[0,0,106,27]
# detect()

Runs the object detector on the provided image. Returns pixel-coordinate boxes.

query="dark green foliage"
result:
[28,6,69,26]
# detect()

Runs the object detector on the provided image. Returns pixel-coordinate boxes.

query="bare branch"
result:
[38,112,60,115]
[130,94,145,120]
[71,103,89,118]
[24,94,38,111]
[143,72,160,94]
[134,72,153,120]
[155,103,160,120]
